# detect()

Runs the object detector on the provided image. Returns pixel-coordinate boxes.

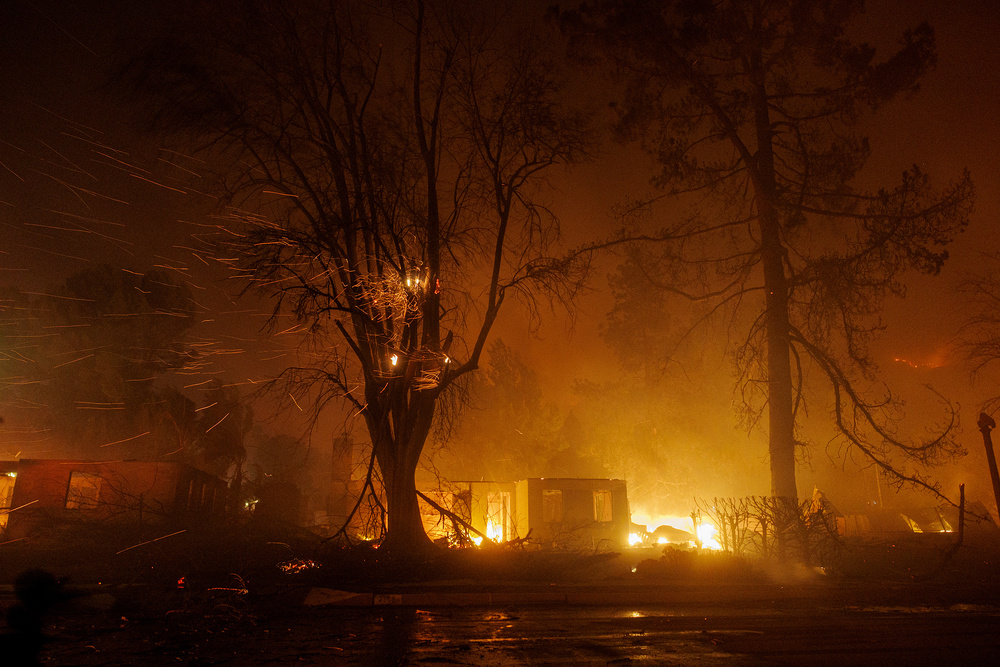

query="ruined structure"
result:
[0,459,227,538]
[428,478,630,551]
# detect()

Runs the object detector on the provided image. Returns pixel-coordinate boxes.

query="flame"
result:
[630,512,692,530]
[485,519,504,542]
[696,523,721,550]
[630,509,722,550]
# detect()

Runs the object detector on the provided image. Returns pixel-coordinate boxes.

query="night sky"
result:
[2,0,1000,515]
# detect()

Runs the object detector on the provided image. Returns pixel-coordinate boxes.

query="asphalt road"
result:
[261,603,1000,666]
[31,593,1000,665]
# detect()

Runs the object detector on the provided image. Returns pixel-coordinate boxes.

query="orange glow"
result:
[485,518,504,542]
[696,523,721,550]
[893,349,948,369]
[630,509,721,549]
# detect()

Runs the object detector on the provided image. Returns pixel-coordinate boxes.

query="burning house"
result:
[427,478,630,551]
[0,459,228,539]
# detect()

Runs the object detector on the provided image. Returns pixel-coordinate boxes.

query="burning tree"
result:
[122,0,589,555]
[559,0,974,503]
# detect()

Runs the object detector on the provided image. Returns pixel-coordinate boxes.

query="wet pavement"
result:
[30,587,1000,665]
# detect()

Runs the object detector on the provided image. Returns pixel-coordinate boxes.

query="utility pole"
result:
[977,412,1000,521]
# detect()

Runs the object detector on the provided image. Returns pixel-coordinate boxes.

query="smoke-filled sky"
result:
[2,0,1000,515]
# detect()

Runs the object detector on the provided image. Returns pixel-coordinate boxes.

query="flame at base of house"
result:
[408,481,974,555]
[628,510,722,550]
[420,478,630,550]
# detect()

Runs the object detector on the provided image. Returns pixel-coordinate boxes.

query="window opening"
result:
[0,472,16,529]
[593,489,613,522]
[66,472,102,510]
[486,491,511,542]
[542,489,563,523]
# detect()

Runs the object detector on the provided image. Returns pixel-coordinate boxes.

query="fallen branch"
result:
[324,443,385,544]
[415,489,489,542]
[502,529,532,549]
[115,529,187,555]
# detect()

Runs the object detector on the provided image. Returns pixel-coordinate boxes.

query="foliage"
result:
[0,265,198,458]
[566,245,768,512]
[697,494,841,566]
[192,381,252,477]
[602,244,677,377]
[438,339,562,481]
[559,0,974,501]
[961,252,1000,408]
[121,0,591,553]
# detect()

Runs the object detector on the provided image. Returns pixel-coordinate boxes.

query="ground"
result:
[2,523,1000,664]
[8,580,1000,665]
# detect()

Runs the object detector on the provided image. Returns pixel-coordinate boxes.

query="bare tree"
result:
[961,253,1000,408]
[559,0,973,503]
[122,0,590,555]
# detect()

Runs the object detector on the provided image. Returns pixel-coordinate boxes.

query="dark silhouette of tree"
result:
[574,245,766,512]
[961,253,1000,408]
[541,410,610,478]
[439,339,561,481]
[193,381,252,489]
[151,386,199,460]
[246,430,309,485]
[602,243,678,380]
[121,0,590,554]
[0,265,198,458]
[559,0,974,502]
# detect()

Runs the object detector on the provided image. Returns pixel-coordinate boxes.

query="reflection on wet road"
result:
[307,603,1000,666]
[34,593,1000,665]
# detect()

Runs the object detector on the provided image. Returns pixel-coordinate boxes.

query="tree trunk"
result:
[761,227,797,502]
[380,452,434,556]
[750,57,798,504]
[373,400,436,558]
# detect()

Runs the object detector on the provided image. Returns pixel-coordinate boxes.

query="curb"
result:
[304,588,571,607]
[300,583,824,608]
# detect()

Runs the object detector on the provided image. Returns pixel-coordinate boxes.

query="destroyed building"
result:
[0,459,228,539]
[425,478,630,551]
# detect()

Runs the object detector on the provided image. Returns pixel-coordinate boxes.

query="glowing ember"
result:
[208,574,249,594]
[278,558,320,574]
